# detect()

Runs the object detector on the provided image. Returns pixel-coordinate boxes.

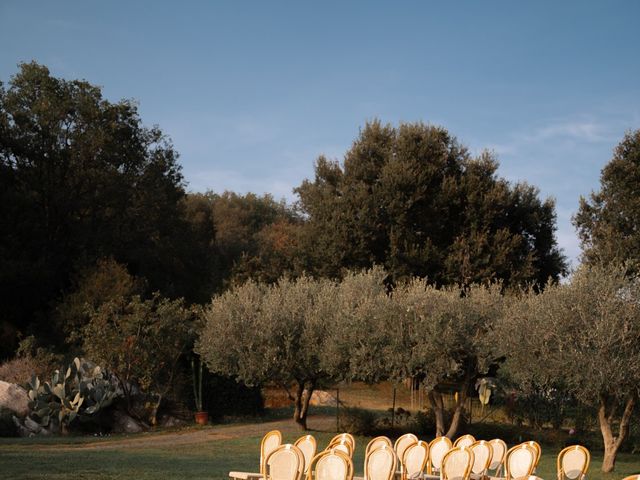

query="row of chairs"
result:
[230,430,591,480]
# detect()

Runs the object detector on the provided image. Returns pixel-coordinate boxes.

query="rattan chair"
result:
[470,441,493,480]
[557,445,590,480]
[365,444,397,480]
[264,444,305,480]
[395,434,418,477]
[504,443,537,480]
[441,446,474,480]
[427,436,453,475]
[295,435,317,474]
[262,431,284,475]
[402,440,429,480]
[364,436,393,478]
[454,435,476,449]
[307,448,354,480]
[229,430,282,480]
[522,441,541,472]
[395,434,419,459]
[486,439,507,478]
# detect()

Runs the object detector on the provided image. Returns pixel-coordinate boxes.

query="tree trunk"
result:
[446,380,470,439]
[150,393,162,426]
[598,393,636,473]
[293,381,315,430]
[428,390,446,437]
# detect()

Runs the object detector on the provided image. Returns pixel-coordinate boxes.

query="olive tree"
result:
[329,271,504,439]
[196,275,339,430]
[496,264,640,472]
[393,280,505,438]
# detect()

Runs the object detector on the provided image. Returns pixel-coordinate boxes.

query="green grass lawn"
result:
[0,416,639,480]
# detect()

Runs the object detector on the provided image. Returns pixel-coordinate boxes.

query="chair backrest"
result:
[505,444,536,480]
[441,446,474,480]
[453,434,476,449]
[261,430,283,475]
[394,433,419,464]
[557,445,590,480]
[402,440,429,480]
[470,441,493,476]
[366,436,393,456]
[327,439,352,458]
[365,445,397,480]
[427,436,453,474]
[265,444,304,480]
[308,449,353,480]
[295,435,317,474]
[364,436,393,478]
[487,439,507,473]
[329,433,356,453]
[523,441,542,469]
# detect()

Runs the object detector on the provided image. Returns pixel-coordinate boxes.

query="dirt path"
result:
[26,415,336,451]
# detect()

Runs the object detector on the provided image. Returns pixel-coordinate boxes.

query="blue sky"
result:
[1,1,639,267]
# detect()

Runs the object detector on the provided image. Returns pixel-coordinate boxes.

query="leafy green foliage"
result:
[206,191,303,285]
[574,130,640,269]
[497,264,640,407]
[295,120,566,286]
[495,263,640,471]
[26,357,118,433]
[197,274,348,429]
[197,267,504,437]
[82,293,196,424]
[55,259,146,348]
[0,62,203,356]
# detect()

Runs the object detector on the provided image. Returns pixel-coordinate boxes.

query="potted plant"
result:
[192,355,208,425]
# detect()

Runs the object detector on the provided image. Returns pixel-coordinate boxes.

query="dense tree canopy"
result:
[295,121,566,286]
[0,62,208,355]
[206,191,303,285]
[574,130,640,269]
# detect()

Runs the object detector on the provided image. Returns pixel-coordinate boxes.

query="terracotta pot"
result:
[194,411,209,425]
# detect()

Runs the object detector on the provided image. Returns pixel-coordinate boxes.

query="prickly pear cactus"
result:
[26,357,119,433]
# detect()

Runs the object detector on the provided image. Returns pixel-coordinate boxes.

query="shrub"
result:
[83,293,196,425]
[411,410,437,436]
[504,387,572,429]
[0,336,62,385]
[0,357,35,385]
[338,407,378,435]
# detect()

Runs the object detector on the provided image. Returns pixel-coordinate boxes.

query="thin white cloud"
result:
[531,121,608,142]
